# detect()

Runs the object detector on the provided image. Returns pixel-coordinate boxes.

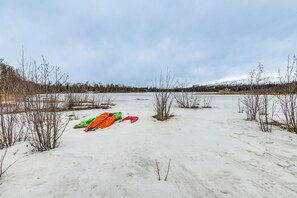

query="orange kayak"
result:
[84,112,116,132]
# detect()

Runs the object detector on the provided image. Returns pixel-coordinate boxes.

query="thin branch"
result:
[164,159,171,181]
[155,159,161,181]
[0,148,17,177]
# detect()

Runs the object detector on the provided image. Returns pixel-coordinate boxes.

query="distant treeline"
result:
[58,82,286,93]
[188,83,281,93]
[0,59,292,94]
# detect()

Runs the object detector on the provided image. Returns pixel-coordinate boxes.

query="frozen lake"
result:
[1,93,297,198]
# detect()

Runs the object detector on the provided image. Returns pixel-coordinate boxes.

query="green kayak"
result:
[74,117,96,128]
[113,112,122,121]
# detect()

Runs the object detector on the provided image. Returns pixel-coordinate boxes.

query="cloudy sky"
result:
[1,0,297,86]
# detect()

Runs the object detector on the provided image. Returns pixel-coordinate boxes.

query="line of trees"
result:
[0,59,285,94]
[3,57,297,94]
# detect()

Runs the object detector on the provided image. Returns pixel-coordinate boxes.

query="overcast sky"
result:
[1,0,297,86]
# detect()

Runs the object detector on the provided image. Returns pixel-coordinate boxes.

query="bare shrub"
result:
[174,92,199,108]
[65,92,78,110]
[201,95,213,108]
[65,93,89,110]
[88,93,100,108]
[242,64,263,120]
[153,70,174,121]
[174,82,199,108]
[241,63,276,132]
[0,111,24,149]
[22,57,69,151]
[238,96,244,113]
[0,60,25,149]
[102,94,115,106]
[258,94,275,132]
[65,92,114,110]
[278,56,297,132]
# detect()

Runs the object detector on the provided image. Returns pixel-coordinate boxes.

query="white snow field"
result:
[1,93,297,198]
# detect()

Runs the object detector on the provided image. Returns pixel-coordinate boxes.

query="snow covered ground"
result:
[1,93,297,198]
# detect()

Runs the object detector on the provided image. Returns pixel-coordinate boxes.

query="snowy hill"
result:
[205,76,279,86]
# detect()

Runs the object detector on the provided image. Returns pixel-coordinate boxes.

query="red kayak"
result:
[120,116,139,123]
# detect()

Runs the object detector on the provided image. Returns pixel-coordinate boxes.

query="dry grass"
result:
[29,99,64,103]
[153,114,174,121]
[269,120,283,127]
[0,103,17,108]
[217,91,241,95]
[0,94,18,101]
[1,104,112,114]
[69,101,112,110]
[269,120,295,132]
[187,106,199,109]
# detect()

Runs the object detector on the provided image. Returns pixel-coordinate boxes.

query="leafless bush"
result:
[0,111,24,149]
[102,94,115,106]
[258,94,275,132]
[0,59,25,149]
[153,70,174,121]
[25,110,69,151]
[241,63,276,132]
[238,96,244,113]
[65,93,78,110]
[65,93,89,110]
[174,92,199,108]
[174,82,199,108]
[87,93,97,108]
[201,95,213,108]
[242,64,263,120]
[278,56,297,132]
[65,92,114,110]
[21,57,69,151]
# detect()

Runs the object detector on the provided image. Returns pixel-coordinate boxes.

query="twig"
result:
[0,148,17,177]
[0,148,7,176]
[155,159,161,181]
[164,159,171,181]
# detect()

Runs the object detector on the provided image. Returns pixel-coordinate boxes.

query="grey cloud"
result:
[0,0,297,86]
